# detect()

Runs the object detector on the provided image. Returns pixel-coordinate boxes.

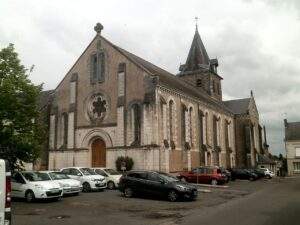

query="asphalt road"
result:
[183,177,300,225]
[11,177,299,225]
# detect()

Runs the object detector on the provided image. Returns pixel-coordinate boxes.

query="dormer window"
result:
[196,79,202,87]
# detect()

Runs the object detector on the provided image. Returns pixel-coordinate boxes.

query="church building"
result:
[41,23,269,172]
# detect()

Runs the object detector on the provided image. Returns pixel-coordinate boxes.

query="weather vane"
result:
[195,17,199,29]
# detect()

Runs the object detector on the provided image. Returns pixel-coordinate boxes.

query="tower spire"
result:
[195,16,199,31]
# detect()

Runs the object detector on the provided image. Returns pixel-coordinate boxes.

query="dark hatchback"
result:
[118,171,198,202]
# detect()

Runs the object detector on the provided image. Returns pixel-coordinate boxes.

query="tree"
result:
[0,43,44,170]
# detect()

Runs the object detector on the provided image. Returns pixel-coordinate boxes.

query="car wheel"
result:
[82,182,92,192]
[168,190,178,202]
[25,190,35,203]
[181,177,187,182]
[124,187,133,198]
[107,181,115,190]
[211,179,218,185]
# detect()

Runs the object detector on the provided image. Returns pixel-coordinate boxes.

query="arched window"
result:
[205,112,209,144]
[198,110,204,146]
[131,104,141,146]
[62,113,68,147]
[189,107,193,146]
[169,100,174,141]
[181,104,188,148]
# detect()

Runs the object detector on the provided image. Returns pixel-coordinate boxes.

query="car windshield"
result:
[158,172,179,182]
[49,172,70,180]
[80,168,97,175]
[22,172,51,182]
[104,169,121,175]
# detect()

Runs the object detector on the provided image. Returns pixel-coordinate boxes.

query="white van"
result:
[0,159,11,225]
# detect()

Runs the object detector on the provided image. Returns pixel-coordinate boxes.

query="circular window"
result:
[87,93,108,122]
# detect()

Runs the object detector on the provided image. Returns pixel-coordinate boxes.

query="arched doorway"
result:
[91,138,106,167]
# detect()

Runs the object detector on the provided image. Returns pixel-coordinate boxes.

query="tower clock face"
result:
[87,93,108,121]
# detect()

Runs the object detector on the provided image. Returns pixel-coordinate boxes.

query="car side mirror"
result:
[77,173,82,176]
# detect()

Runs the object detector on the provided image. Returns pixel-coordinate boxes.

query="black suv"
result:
[118,171,198,202]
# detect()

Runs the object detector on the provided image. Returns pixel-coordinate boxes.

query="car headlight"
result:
[176,185,189,191]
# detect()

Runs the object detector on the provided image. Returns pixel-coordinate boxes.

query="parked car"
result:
[11,171,63,202]
[0,159,11,225]
[178,166,227,185]
[40,171,82,195]
[230,169,258,181]
[219,167,232,182]
[248,169,265,179]
[92,168,122,190]
[259,168,274,179]
[60,167,106,192]
[119,170,198,202]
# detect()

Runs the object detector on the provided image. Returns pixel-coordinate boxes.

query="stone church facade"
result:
[42,23,269,172]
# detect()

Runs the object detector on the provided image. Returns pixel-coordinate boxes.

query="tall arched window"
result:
[181,104,188,149]
[169,100,174,141]
[205,112,209,144]
[131,104,141,146]
[62,113,68,147]
[189,107,193,146]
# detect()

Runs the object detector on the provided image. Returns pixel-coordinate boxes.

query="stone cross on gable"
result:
[92,97,106,118]
[94,22,104,34]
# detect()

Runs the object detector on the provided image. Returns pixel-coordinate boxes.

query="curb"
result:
[193,183,229,188]
[197,189,212,193]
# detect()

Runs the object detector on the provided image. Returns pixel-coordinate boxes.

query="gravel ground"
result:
[11,178,281,225]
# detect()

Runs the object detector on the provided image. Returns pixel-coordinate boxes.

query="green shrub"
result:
[115,156,134,171]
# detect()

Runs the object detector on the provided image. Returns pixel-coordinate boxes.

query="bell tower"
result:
[178,25,223,101]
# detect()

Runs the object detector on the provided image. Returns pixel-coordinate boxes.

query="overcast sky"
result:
[1,0,300,155]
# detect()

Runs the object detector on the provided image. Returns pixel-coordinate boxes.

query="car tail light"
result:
[5,176,11,208]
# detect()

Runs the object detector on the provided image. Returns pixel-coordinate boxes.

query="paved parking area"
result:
[11,178,280,225]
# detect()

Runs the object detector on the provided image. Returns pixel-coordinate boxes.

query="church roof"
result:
[111,43,232,113]
[179,27,210,72]
[285,120,300,141]
[223,98,251,115]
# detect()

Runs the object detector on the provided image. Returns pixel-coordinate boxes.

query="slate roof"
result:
[285,121,300,141]
[180,27,210,72]
[38,90,54,110]
[112,44,232,113]
[223,98,251,115]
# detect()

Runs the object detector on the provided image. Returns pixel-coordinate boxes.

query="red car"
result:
[178,166,227,185]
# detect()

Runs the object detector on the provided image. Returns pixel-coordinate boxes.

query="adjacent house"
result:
[284,119,300,176]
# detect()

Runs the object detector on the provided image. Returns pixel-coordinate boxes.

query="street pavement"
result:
[183,177,300,225]
[11,177,300,225]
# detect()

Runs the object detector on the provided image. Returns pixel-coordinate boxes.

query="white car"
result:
[60,167,106,192]
[11,171,63,202]
[260,168,274,179]
[0,159,11,225]
[39,171,82,195]
[92,168,122,190]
